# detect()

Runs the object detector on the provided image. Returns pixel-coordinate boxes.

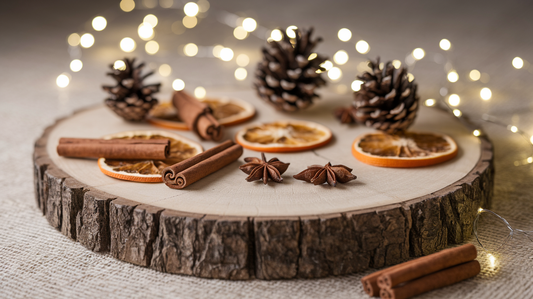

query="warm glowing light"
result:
[120,0,135,12]
[478,207,484,213]
[530,135,533,144]
[56,74,70,88]
[425,99,436,106]
[80,33,95,48]
[480,87,492,100]
[453,109,462,117]
[412,48,425,60]
[392,60,401,69]
[184,2,199,16]
[512,57,524,69]
[320,60,333,71]
[194,86,206,99]
[212,45,224,58]
[145,40,159,55]
[172,79,185,91]
[333,50,349,65]
[184,43,198,56]
[270,29,283,41]
[469,69,481,81]
[68,33,80,46]
[182,16,197,28]
[92,16,107,31]
[220,48,234,61]
[114,60,126,70]
[159,64,171,77]
[70,59,83,72]
[328,67,342,80]
[242,18,257,32]
[236,54,249,67]
[509,125,518,133]
[138,23,154,40]
[144,14,158,27]
[234,68,247,80]
[120,37,136,52]
[439,39,451,51]
[233,26,248,40]
[351,80,363,91]
[355,40,370,54]
[407,73,415,82]
[308,53,317,60]
[473,130,481,137]
[528,157,533,164]
[447,71,459,83]
[448,94,460,106]
[338,28,352,42]
[286,25,298,38]
[488,254,496,268]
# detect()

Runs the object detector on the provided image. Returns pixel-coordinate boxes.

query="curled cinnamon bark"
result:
[172,90,223,141]
[57,137,170,160]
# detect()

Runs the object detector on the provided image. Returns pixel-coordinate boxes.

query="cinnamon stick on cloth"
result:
[379,260,480,299]
[172,90,223,141]
[57,137,170,160]
[162,140,242,189]
[360,262,411,297]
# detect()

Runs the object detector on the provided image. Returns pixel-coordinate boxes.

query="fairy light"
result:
[242,18,257,32]
[80,33,94,48]
[473,130,481,137]
[425,99,436,106]
[333,50,349,65]
[56,74,70,88]
[172,79,185,91]
[392,60,401,69]
[234,68,247,80]
[320,60,333,71]
[286,26,298,38]
[92,16,107,31]
[308,53,317,60]
[351,80,363,92]
[183,16,197,28]
[407,73,415,82]
[212,45,224,58]
[480,87,492,100]
[512,57,524,69]
[328,67,342,80]
[120,0,135,12]
[448,94,460,106]
[159,64,171,77]
[113,60,126,70]
[509,125,518,133]
[453,109,462,117]
[220,47,234,61]
[67,33,80,46]
[530,135,533,144]
[236,54,249,67]
[184,2,199,16]
[469,69,481,81]
[197,0,210,12]
[233,26,248,40]
[194,86,206,99]
[70,59,83,72]
[488,254,496,268]
[145,40,159,55]
[120,37,136,52]
[338,28,352,42]
[138,23,154,40]
[412,48,425,60]
[144,14,158,27]
[528,157,533,163]
[184,43,198,56]
[355,40,370,54]
[447,71,459,83]
[439,39,451,51]
[270,29,283,41]
[160,0,173,8]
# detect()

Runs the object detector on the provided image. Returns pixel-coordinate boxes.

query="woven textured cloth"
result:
[2,0,533,298]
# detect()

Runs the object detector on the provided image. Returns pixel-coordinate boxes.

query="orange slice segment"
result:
[352,131,458,168]
[97,130,203,182]
[146,97,255,130]
[235,120,332,153]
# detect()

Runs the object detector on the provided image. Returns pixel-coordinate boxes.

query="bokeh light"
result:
[184,43,198,56]
[220,48,234,61]
[448,94,460,106]
[184,2,199,16]
[120,0,135,12]
[480,87,492,100]
[512,57,524,69]
[144,14,158,27]
[56,74,70,88]
[351,80,363,91]
[194,86,206,99]
[198,0,210,12]
[212,45,224,58]
[159,64,172,77]
[425,99,435,106]
[270,29,283,41]
[355,40,370,54]
[439,39,451,51]
[407,73,415,82]
[392,60,402,69]
[233,26,248,40]
[320,60,333,71]
[453,109,462,117]
[236,54,249,67]
[92,16,107,31]
[114,60,126,70]
[234,68,247,80]
[80,33,95,48]
[412,48,425,60]
[328,67,342,80]
[286,26,298,38]
[145,40,159,55]
[473,130,481,137]
[172,79,185,91]
[183,16,197,28]
[70,59,83,72]
[333,50,349,65]
[242,18,257,32]
[447,71,459,83]
[159,0,173,8]
[469,69,481,81]
[68,33,80,46]
[338,28,352,42]
[120,37,136,52]
[138,23,154,40]
[509,125,518,133]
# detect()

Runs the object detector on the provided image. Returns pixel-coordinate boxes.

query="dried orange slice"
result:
[97,130,203,182]
[235,120,332,153]
[352,131,458,168]
[146,97,255,130]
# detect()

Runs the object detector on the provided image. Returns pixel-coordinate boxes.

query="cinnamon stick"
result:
[57,137,170,160]
[361,262,411,297]
[377,244,477,289]
[172,90,223,141]
[162,140,242,189]
[379,260,480,299]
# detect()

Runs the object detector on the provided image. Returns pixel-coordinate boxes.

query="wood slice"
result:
[32,90,494,280]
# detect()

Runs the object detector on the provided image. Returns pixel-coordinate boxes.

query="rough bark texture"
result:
[33,112,494,280]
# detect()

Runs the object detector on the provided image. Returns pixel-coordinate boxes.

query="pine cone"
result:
[254,27,327,112]
[352,57,419,134]
[103,58,161,121]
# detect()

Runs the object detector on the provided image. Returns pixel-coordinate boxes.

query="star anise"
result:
[239,153,290,184]
[293,162,357,187]
[334,106,357,124]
